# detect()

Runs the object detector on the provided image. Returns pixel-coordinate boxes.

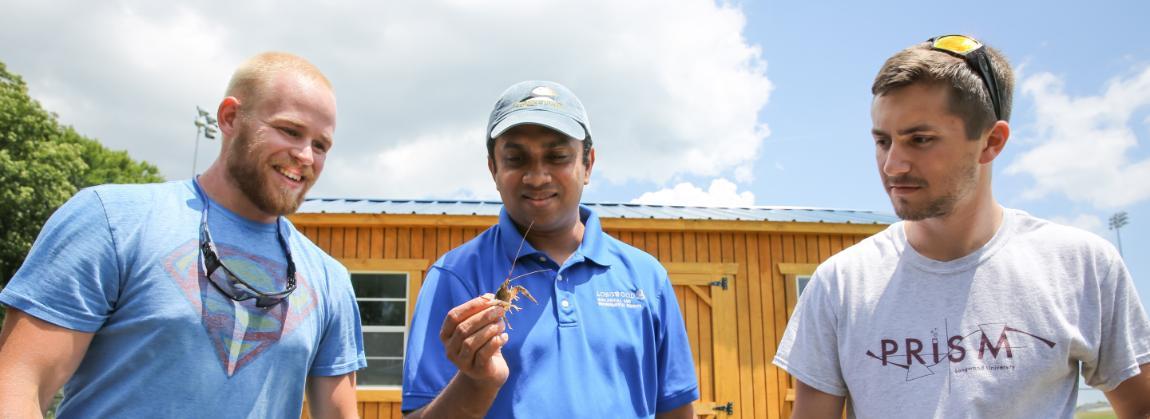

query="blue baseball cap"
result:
[487,80,591,141]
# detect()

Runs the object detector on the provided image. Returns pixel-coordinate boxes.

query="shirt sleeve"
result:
[401,263,479,412]
[1083,252,1150,391]
[655,266,701,412]
[772,264,847,397]
[309,261,368,376]
[0,188,120,332]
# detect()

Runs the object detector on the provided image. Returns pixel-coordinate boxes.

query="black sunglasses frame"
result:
[194,180,297,308]
[928,34,1006,122]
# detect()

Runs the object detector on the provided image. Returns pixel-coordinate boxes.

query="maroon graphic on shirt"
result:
[163,240,318,377]
[865,322,1056,381]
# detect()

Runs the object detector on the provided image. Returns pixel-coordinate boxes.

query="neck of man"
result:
[198,163,278,224]
[524,216,586,267]
[904,186,1003,262]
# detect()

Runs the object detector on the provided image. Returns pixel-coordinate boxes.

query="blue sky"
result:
[738,0,1150,317]
[2,0,1146,334]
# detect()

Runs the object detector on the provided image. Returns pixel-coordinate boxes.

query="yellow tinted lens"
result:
[933,35,981,54]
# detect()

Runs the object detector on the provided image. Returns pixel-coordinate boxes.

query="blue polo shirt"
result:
[402,206,699,417]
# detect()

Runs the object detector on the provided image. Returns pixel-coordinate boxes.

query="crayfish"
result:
[486,220,548,330]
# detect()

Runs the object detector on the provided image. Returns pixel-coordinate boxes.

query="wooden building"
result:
[290,199,895,419]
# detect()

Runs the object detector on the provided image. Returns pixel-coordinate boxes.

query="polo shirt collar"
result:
[496,205,617,268]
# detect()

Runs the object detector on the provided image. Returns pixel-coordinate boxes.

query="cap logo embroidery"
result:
[531,86,557,97]
[512,86,562,109]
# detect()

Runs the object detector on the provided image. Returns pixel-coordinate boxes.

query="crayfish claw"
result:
[517,286,538,304]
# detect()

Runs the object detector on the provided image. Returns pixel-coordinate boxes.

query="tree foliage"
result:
[0,60,164,290]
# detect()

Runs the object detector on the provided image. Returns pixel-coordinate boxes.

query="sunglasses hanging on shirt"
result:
[193,179,297,308]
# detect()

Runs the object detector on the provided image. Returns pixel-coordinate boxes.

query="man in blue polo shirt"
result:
[401,81,699,418]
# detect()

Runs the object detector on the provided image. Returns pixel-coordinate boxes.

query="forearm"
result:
[0,311,89,419]
[0,387,47,419]
[305,373,359,419]
[791,380,846,419]
[405,372,502,419]
[1106,363,1150,419]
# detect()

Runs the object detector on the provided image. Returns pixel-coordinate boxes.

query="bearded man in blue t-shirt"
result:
[401,81,699,418]
[0,52,366,418]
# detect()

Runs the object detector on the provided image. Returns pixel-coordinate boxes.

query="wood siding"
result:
[293,215,879,419]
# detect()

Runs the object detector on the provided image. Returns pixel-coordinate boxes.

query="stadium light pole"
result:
[1109,211,1128,257]
[192,106,219,176]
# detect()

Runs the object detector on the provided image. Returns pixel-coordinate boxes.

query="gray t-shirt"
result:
[774,208,1150,418]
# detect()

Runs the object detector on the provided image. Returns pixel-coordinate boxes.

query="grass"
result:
[1075,411,1116,419]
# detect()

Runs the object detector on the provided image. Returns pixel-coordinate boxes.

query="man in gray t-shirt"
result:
[773,35,1150,418]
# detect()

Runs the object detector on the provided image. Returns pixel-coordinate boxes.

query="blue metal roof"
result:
[298,198,898,225]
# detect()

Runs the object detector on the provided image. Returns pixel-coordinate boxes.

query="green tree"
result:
[0,60,163,294]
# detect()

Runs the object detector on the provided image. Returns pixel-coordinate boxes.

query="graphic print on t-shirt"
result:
[163,240,318,376]
[864,320,1056,382]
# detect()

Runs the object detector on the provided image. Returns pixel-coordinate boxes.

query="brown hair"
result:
[872,41,1013,139]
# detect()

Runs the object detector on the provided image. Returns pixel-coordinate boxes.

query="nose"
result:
[291,144,315,166]
[522,161,550,187]
[881,142,910,177]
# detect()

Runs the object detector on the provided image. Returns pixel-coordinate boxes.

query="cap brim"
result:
[489,110,587,141]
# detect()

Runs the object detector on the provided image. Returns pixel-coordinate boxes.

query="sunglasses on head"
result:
[928,34,1005,122]
[194,181,297,308]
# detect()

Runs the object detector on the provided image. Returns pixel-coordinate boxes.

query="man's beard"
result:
[886,158,978,222]
[226,128,313,216]
[892,188,955,221]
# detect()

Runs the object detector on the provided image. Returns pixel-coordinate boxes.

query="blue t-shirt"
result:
[0,180,366,418]
[402,206,699,418]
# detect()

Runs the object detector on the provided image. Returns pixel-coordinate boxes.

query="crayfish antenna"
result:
[504,219,536,282]
[508,269,551,282]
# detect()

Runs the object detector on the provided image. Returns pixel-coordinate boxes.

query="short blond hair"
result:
[225,52,332,110]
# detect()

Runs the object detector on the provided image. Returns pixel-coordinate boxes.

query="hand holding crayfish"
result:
[435,220,546,390]
[439,295,511,387]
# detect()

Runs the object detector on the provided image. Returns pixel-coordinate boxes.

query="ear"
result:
[583,146,595,185]
[979,121,1010,165]
[217,96,242,140]
[488,155,499,184]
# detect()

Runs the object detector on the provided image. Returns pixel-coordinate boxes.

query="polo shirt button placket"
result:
[555,269,577,325]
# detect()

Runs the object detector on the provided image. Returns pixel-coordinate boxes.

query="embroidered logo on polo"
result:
[864,321,1056,382]
[596,288,646,309]
[163,240,318,377]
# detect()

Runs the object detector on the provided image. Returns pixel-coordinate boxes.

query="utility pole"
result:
[1109,211,1129,257]
[192,106,219,176]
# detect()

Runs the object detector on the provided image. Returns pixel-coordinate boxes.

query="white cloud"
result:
[1006,66,1150,209]
[321,128,496,200]
[0,0,771,200]
[631,178,754,207]
[1049,213,1106,237]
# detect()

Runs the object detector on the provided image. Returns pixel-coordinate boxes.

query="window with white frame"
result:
[351,272,408,387]
[778,263,818,317]
[795,275,812,297]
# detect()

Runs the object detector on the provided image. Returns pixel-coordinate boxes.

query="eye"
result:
[312,140,330,153]
[278,126,301,138]
[874,137,891,149]
[912,135,935,145]
[549,153,570,162]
